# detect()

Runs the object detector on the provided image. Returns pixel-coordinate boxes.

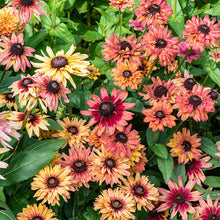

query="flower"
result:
[173,84,215,122]
[121,173,159,211]
[0,148,9,180]
[53,117,90,148]
[17,203,58,220]
[142,101,176,132]
[215,141,220,159]
[0,33,35,72]
[134,0,173,28]
[31,164,74,206]
[101,33,143,65]
[91,145,130,187]
[88,130,105,150]
[197,194,220,220]
[138,58,157,77]
[0,112,20,149]
[109,0,134,12]
[139,76,177,105]
[157,176,201,220]
[129,19,145,32]
[178,41,201,63]
[94,188,136,220]
[167,128,202,164]
[0,6,25,37]
[31,73,71,112]
[111,62,143,90]
[86,64,101,80]
[58,146,93,189]
[185,156,212,186]
[209,48,220,62]
[81,87,135,136]
[8,109,50,137]
[142,26,179,67]
[182,15,220,52]
[147,202,169,220]
[0,93,18,110]
[7,0,45,23]
[31,45,90,88]
[100,124,140,159]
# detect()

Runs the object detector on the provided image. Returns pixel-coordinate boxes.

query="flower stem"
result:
[20,110,31,134]
[170,48,192,80]
[68,102,72,120]
[31,16,34,35]
[119,10,123,39]
[202,73,209,86]
[14,22,20,34]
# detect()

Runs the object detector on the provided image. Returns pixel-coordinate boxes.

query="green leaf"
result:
[83,207,100,220]
[94,7,112,22]
[189,66,207,77]
[157,154,174,183]
[209,67,220,87]
[125,97,143,113]
[46,118,63,130]
[204,1,220,15]
[0,187,6,202]
[69,92,81,109]
[0,75,20,93]
[0,199,16,220]
[25,139,66,151]
[83,31,104,42]
[204,176,220,187]
[24,29,47,48]
[199,137,219,159]
[152,144,168,159]
[146,128,159,147]
[171,164,186,184]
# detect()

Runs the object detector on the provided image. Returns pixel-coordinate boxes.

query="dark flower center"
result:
[115,132,128,144]
[198,24,210,35]
[68,126,78,134]
[184,78,196,90]
[207,214,219,220]
[185,160,195,171]
[104,158,116,168]
[47,177,59,188]
[138,63,146,71]
[32,216,43,220]
[28,114,35,122]
[210,90,218,100]
[148,4,160,14]
[21,78,33,88]
[155,110,165,119]
[5,93,15,101]
[155,38,167,49]
[51,56,68,68]
[118,41,132,51]
[182,140,191,151]
[154,85,168,98]
[134,185,146,196]
[99,101,115,117]
[10,43,23,55]
[149,210,160,218]
[111,199,123,210]
[20,0,34,6]
[46,80,60,94]
[174,193,186,204]
[72,160,87,173]
[188,95,202,108]
[123,70,132,78]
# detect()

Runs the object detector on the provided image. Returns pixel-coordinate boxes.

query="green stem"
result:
[119,10,123,39]
[140,60,157,91]
[31,17,34,35]
[186,0,189,20]
[68,102,72,120]
[202,73,209,86]
[152,130,160,146]
[174,0,177,18]
[170,48,193,80]
[165,121,183,145]
[14,22,20,34]
[20,110,31,134]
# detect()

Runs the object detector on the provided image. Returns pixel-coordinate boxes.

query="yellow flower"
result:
[31,164,75,206]
[31,45,90,88]
[86,64,101,80]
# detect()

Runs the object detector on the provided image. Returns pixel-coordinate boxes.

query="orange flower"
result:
[142,101,176,132]
[109,0,134,12]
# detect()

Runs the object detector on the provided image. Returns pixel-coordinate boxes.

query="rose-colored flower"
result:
[157,176,201,220]
[81,87,135,136]
[209,48,220,62]
[102,33,143,65]
[0,33,35,72]
[142,26,179,67]
[182,15,220,52]
[109,0,134,12]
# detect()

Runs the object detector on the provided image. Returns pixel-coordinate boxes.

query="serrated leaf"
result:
[204,176,220,187]
[152,144,168,159]
[25,138,66,151]
[157,154,174,183]
[0,151,57,186]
